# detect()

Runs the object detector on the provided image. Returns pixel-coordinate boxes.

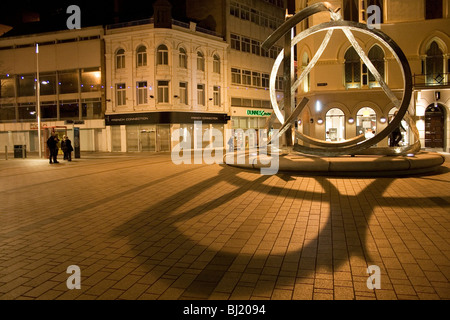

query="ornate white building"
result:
[103,1,229,152]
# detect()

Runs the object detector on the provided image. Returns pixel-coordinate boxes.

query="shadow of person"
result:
[112,163,443,299]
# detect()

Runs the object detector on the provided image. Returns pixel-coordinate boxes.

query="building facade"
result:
[103,5,229,153]
[0,26,106,153]
[186,0,287,146]
[294,0,450,152]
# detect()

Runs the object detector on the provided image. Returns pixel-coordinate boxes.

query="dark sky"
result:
[0,0,188,29]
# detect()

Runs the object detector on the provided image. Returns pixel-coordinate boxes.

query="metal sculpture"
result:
[262,2,420,156]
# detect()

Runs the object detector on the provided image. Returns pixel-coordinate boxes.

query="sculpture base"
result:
[225,151,446,177]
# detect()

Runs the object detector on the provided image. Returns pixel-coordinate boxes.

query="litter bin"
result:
[14,145,27,158]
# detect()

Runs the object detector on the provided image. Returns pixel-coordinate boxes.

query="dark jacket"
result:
[65,139,74,152]
[47,136,57,149]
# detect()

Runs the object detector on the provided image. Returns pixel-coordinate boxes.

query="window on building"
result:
[17,74,36,97]
[116,83,126,106]
[261,47,269,58]
[179,82,188,105]
[137,81,148,105]
[368,45,385,88]
[242,70,252,85]
[197,84,205,106]
[426,41,444,84]
[251,9,260,24]
[345,47,361,89]
[81,69,101,93]
[241,5,250,20]
[262,74,270,88]
[326,108,346,142]
[251,40,261,56]
[426,0,443,19]
[231,34,241,51]
[232,68,241,84]
[136,45,147,67]
[116,49,125,69]
[18,103,36,120]
[58,70,79,94]
[356,107,377,138]
[344,0,359,22]
[269,47,279,59]
[179,48,187,69]
[0,76,15,98]
[0,105,16,121]
[157,81,169,103]
[252,72,261,87]
[157,45,169,65]
[213,86,220,106]
[213,55,220,74]
[231,97,241,106]
[197,51,205,71]
[242,37,251,53]
[41,101,57,119]
[60,100,79,120]
[82,98,102,119]
[276,76,284,91]
[230,1,240,18]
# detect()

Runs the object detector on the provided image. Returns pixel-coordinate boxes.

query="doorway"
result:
[425,103,445,148]
[140,128,156,152]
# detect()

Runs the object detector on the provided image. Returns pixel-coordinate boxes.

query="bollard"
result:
[5,146,7,160]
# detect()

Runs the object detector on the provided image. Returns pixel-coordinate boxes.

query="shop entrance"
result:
[425,103,445,148]
[140,129,156,152]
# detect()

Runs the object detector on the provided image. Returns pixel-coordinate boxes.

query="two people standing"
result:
[46,133,73,164]
[61,135,74,161]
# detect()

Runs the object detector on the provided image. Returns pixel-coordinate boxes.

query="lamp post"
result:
[36,44,42,158]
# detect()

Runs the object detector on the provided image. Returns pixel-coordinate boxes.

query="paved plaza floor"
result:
[0,152,449,301]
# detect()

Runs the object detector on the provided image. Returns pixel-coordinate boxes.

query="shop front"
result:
[230,107,272,149]
[105,111,230,152]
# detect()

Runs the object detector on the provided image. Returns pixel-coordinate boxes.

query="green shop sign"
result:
[246,110,272,117]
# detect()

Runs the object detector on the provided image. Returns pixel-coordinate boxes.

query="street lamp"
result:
[36,44,42,158]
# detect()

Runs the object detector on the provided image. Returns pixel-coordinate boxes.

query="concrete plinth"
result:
[225,151,446,176]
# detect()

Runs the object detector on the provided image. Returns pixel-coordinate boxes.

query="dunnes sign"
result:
[246,110,272,117]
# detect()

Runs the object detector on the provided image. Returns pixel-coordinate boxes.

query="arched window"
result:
[357,107,377,138]
[179,48,187,69]
[136,45,147,67]
[426,41,444,85]
[157,45,169,65]
[345,47,361,89]
[213,54,220,74]
[326,108,345,141]
[116,49,125,69]
[368,45,385,88]
[197,51,205,71]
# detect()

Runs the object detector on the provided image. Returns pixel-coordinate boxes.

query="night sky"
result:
[0,0,188,35]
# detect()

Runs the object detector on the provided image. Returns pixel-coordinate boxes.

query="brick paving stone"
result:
[0,153,449,301]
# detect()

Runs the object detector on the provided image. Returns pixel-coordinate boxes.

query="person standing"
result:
[389,111,406,147]
[61,136,67,160]
[47,133,59,164]
[64,136,74,161]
